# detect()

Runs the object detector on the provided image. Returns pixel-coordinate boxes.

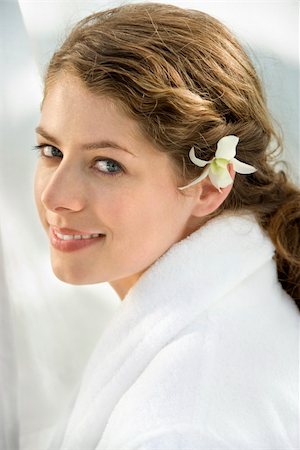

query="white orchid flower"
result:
[178,135,257,192]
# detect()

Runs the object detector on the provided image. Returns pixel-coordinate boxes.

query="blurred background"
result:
[0,0,299,448]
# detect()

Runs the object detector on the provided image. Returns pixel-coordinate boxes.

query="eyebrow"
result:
[35,126,136,156]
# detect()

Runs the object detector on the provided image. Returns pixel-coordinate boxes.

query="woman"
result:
[34,3,299,449]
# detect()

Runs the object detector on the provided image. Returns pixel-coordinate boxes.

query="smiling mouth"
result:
[50,227,106,252]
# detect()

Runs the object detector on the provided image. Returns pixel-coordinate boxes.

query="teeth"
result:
[55,231,102,241]
[61,234,74,241]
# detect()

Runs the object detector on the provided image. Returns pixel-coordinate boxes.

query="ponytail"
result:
[267,182,300,304]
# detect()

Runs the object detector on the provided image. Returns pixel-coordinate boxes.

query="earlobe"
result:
[191,164,235,217]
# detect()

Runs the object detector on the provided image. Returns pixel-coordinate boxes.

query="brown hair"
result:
[44,2,300,308]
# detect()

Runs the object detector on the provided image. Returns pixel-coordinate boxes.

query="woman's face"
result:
[34,74,199,298]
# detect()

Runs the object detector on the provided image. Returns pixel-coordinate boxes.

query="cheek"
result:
[98,185,186,243]
[98,188,157,227]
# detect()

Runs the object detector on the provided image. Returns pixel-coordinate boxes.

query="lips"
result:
[50,226,105,252]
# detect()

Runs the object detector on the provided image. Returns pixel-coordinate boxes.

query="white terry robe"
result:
[48,214,299,450]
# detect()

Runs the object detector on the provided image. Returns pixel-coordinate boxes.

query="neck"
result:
[109,271,146,300]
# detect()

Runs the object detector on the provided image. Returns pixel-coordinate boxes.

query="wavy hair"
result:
[43,2,300,308]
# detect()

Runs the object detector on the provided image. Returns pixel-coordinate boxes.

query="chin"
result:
[51,260,104,285]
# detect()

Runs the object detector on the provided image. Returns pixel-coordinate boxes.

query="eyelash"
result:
[33,144,124,176]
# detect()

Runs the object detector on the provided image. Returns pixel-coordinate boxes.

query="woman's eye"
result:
[33,146,123,176]
[94,159,123,175]
[35,145,63,158]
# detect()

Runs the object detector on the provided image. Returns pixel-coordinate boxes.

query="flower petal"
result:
[215,135,239,160]
[189,147,211,167]
[208,166,233,191]
[232,158,257,174]
[178,166,210,190]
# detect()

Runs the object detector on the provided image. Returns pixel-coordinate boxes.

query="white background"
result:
[0,1,299,448]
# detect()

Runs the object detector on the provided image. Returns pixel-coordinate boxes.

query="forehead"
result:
[41,74,143,142]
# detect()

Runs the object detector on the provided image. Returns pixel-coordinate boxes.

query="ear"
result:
[190,164,235,217]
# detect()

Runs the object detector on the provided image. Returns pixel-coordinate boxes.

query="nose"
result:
[40,161,86,213]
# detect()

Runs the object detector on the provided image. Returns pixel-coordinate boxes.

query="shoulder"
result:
[99,279,299,449]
